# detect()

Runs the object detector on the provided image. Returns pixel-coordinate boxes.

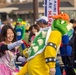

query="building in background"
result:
[60,0,76,19]
[0,0,76,24]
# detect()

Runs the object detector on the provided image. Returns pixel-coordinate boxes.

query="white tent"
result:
[0,7,19,13]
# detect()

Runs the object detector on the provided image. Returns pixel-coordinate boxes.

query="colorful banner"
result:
[44,0,60,26]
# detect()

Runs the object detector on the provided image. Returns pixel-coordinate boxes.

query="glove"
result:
[22,40,30,48]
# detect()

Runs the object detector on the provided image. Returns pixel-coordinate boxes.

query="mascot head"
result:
[52,12,73,36]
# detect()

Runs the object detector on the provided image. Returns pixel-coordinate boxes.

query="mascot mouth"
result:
[66,23,73,31]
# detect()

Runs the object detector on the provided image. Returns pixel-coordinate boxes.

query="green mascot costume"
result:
[17,13,73,75]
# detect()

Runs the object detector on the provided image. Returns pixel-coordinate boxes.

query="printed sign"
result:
[44,0,60,26]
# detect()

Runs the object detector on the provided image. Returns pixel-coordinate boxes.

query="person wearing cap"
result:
[36,16,49,30]
[17,12,73,75]
[17,16,57,75]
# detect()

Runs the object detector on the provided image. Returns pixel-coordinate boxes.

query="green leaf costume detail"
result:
[27,27,51,60]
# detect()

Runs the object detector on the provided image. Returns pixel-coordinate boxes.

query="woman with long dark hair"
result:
[0,25,19,75]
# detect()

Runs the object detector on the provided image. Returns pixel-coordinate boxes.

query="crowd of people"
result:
[0,12,76,75]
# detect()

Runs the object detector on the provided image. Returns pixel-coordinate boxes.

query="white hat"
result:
[36,16,48,23]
